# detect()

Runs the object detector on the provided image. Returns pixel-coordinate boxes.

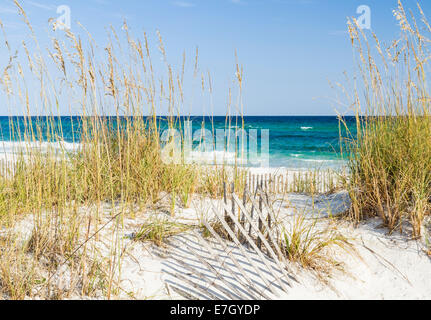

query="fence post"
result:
[239,181,247,243]
[231,182,236,237]
[257,183,263,250]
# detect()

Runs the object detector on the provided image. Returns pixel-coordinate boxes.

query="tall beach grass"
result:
[0,0,247,299]
[341,0,431,238]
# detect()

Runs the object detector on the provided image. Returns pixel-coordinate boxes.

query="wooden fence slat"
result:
[244,170,338,195]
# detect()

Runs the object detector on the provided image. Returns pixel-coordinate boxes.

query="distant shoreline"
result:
[0,116,352,169]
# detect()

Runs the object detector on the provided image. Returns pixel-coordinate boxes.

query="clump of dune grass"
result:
[282,215,352,276]
[425,237,431,257]
[289,169,344,195]
[340,1,431,238]
[423,218,431,257]
[198,183,354,283]
[0,0,357,300]
[0,0,250,299]
[0,237,38,300]
[133,218,193,247]
[196,166,248,198]
[0,209,112,300]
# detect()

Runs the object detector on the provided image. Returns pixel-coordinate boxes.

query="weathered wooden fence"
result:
[245,170,343,194]
[1,158,343,194]
[165,181,295,300]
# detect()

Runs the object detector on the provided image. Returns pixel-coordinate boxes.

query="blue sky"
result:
[0,0,430,115]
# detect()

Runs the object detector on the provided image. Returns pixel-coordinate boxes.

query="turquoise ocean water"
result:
[0,116,356,170]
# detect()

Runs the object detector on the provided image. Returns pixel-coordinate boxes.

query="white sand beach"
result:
[5,178,430,300]
[2,0,431,303]
[0,143,428,300]
[117,194,431,300]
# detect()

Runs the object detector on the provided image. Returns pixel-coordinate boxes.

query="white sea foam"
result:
[300,126,313,130]
[0,141,82,161]
[187,150,248,165]
[290,154,303,158]
[0,140,345,170]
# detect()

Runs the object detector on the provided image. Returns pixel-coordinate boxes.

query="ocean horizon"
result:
[0,116,355,170]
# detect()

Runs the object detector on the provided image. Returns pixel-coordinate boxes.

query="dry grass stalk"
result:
[0,1,247,299]
[340,0,431,238]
